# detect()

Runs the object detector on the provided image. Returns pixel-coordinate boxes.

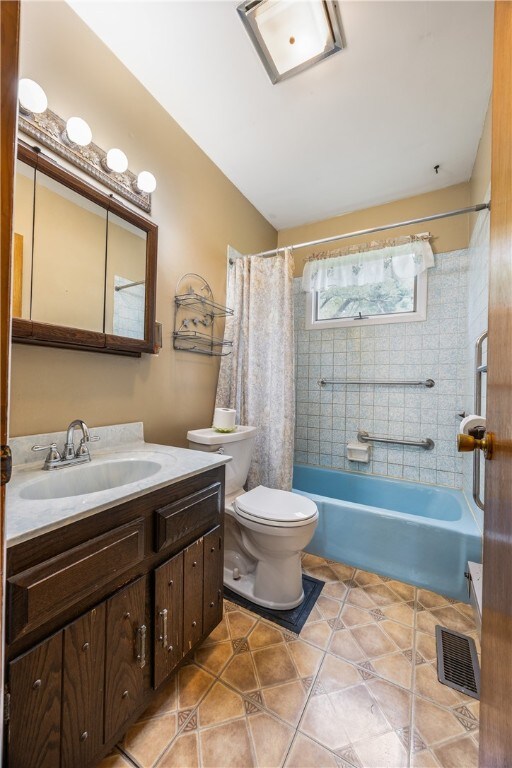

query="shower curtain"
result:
[215,246,295,491]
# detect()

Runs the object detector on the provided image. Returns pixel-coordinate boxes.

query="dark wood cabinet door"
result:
[8,632,62,768]
[61,603,106,768]
[154,552,184,689]
[104,576,147,743]
[183,538,204,653]
[203,527,224,636]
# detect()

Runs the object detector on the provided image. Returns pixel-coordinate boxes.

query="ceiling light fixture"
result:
[65,116,92,147]
[18,78,48,115]
[237,0,344,84]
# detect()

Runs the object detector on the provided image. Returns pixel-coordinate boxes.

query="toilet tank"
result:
[187,425,257,495]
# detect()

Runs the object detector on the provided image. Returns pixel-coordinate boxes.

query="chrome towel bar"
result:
[319,378,435,388]
[357,430,435,450]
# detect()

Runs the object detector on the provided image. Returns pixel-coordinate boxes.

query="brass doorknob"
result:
[457,432,494,459]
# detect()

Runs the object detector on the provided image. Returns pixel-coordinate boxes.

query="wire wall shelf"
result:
[173,273,233,357]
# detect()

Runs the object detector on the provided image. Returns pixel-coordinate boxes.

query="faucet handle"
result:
[32,443,61,463]
[76,435,99,457]
[32,442,57,453]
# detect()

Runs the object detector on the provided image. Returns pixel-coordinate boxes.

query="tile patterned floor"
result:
[98,554,480,768]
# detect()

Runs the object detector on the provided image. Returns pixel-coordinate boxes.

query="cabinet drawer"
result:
[154,482,222,553]
[8,518,145,642]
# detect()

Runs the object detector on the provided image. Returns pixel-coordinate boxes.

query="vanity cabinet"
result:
[104,577,147,743]
[8,632,62,768]
[4,466,225,768]
[203,527,224,635]
[62,604,106,766]
[153,527,224,690]
[8,602,107,768]
[154,552,184,688]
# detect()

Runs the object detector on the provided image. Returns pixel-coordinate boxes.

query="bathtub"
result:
[292,464,482,602]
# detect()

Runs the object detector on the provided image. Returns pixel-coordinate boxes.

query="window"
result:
[305,271,427,330]
[302,237,433,330]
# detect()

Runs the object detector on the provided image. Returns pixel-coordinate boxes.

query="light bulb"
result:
[18,78,48,114]
[106,148,128,173]
[65,116,92,147]
[136,171,157,194]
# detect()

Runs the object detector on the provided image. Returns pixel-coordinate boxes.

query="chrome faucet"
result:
[64,419,90,460]
[32,419,100,470]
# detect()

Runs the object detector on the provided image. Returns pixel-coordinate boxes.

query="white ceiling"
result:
[67,1,494,230]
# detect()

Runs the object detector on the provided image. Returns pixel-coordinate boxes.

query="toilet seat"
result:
[234,485,318,528]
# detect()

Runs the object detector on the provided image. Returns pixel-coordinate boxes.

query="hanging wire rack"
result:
[173,273,233,357]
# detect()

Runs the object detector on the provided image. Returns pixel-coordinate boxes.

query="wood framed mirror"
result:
[12,141,158,357]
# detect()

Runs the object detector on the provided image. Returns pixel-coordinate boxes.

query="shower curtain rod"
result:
[245,202,490,258]
[114,279,146,292]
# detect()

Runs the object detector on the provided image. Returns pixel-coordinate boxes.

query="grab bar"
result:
[357,430,435,450]
[473,331,488,511]
[319,378,435,388]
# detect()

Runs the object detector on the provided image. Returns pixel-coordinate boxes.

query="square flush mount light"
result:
[237,0,344,83]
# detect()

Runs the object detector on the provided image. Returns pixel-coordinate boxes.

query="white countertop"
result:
[7,422,230,547]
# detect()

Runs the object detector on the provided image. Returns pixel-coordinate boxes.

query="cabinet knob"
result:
[82,642,90,652]
[32,679,41,690]
[192,561,197,567]
[209,601,214,608]
[169,579,174,586]
[192,621,197,628]
[122,690,129,699]
[124,612,131,619]
[210,547,215,552]
[80,731,88,742]
[167,645,174,653]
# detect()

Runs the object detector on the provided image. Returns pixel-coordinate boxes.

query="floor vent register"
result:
[436,625,480,700]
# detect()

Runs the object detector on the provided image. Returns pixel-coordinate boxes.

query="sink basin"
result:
[20,458,162,500]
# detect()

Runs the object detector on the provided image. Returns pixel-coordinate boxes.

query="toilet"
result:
[187,425,318,610]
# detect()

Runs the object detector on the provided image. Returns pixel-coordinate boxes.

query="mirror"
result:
[105,213,147,339]
[12,142,157,355]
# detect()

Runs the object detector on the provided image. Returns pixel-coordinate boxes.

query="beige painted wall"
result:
[278,183,471,278]
[10,2,277,443]
[470,96,492,234]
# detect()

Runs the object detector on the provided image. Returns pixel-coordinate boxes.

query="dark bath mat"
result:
[224,574,324,634]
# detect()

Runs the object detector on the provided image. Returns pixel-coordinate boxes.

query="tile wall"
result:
[113,276,145,339]
[461,200,490,530]
[293,249,471,489]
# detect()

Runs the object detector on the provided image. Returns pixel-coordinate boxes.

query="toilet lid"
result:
[235,485,318,526]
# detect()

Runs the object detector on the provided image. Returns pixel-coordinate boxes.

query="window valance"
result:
[301,235,434,292]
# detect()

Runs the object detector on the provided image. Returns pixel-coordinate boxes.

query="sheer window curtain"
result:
[302,236,434,291]
[215,246,295,491]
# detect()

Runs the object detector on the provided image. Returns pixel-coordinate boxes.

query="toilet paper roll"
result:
[213,407,237,432]
[460,414,486,435]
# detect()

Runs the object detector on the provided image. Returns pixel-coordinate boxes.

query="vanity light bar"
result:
[17,82,156,213]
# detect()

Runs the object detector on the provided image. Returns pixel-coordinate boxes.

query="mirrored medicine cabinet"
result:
[12,141,158,356]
